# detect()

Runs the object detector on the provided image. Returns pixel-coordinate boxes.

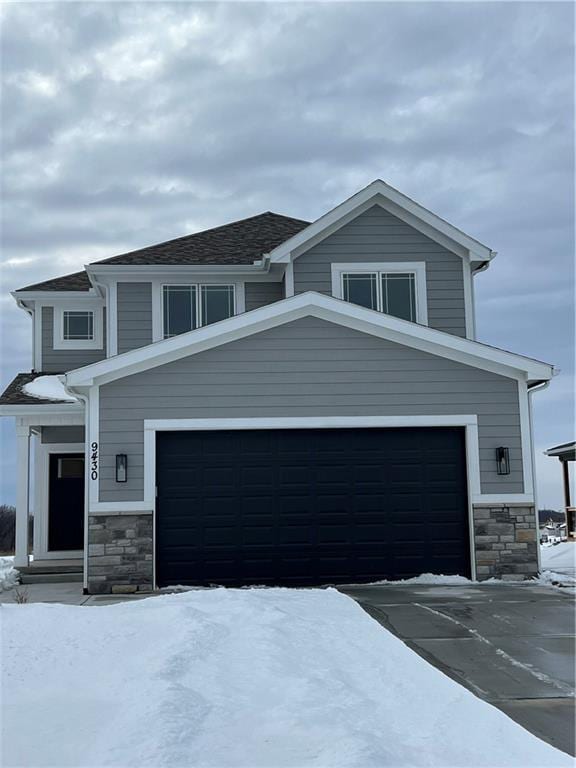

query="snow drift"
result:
[2,588,570,767]
[22,375,77,402]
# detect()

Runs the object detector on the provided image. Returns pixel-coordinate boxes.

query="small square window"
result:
[63,311,94,340]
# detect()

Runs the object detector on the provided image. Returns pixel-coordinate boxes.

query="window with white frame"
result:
[163,284,235,338]
[63,310,94,340]
[332,262,427,325]
[53,304,104,349]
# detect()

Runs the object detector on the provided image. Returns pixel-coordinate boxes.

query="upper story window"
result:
[163,284,235,338]
[63,310,94,340]
[53,304,104,350]
[331,262,428,325]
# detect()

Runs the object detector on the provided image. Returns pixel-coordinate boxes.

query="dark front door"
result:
[155,427,470,588]
[48,453,85,551]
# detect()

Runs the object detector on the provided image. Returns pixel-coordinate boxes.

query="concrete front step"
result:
[20,572,83,584]
[19,559,83,575]
[18,559,83,584]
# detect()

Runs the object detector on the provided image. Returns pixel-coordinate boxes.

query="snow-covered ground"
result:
[0,556,19,592]
[2,588,570,767]
[541,542,576,581]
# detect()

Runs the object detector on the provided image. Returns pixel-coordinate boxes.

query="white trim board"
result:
[34,442,85,561]
[138,414,535,586]
[53,304,104,351]
[0,405,84,418]
[266,180,495,265]
[143,415,481,583]
[66,292,554,388]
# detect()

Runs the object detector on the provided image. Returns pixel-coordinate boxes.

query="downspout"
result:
[527,378,552,574]
[15,298,36,371]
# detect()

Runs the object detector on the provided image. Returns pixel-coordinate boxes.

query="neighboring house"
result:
[544,441,575,540]
[0,180,554,594]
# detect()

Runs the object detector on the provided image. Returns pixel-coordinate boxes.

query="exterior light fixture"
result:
[116,454,128,483]
[496,447,510,475]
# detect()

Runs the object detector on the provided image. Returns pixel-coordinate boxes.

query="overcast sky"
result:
[1,1,574,509]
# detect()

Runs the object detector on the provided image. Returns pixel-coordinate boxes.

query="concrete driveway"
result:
[339,582,575,757]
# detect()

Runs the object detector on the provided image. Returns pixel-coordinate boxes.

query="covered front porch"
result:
[14,410,86,574]
[0,374,87,579]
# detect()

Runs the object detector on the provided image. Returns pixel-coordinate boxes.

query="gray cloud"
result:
[0,1,573,508]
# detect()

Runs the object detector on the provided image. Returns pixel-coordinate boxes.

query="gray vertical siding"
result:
[245,281,284,312]
[117,282,153,354]
[41,307,107,373]
[41,426,85,443]
[293,205,468,337]
[98,317,524,502]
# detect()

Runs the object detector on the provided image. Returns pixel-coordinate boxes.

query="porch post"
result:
[14,422,30,568]
[561,458,571,509]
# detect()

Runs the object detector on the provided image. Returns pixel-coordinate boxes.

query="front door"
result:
[48,453,85,551]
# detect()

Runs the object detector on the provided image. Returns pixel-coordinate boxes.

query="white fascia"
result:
[266,180,495,265]
[65,291,554,388]
[86,263,272,280]
[0,404,84,417]
[12,289,100,302]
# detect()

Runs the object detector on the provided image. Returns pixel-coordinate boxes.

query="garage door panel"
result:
[156,427,470,586]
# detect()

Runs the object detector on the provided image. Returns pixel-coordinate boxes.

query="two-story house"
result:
[0,180,553,594]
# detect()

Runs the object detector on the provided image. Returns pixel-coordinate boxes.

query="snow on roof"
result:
[22,375,77,403]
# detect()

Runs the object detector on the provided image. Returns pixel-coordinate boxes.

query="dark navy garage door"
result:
[155,428,470,587]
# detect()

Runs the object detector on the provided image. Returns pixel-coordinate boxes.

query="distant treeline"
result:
[538,508,566,525]
[0,505,33,554]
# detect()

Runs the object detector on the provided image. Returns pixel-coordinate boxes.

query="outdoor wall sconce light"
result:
[496,447,510,475]
[116,454,128,483]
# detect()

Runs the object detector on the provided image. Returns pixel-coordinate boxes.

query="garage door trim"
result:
[145,415,479,587]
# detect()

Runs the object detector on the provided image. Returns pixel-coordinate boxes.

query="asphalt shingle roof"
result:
[16,212,310,292]
[0,373,71,405]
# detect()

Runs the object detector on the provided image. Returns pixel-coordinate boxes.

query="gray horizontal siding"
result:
[245,281,284,312]
[41,426,85,443]
[41,307,107,373]
[117,282,153,354]
[293,205,467,337]
[98,317,523,502]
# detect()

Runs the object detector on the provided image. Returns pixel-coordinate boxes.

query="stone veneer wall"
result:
[87,506,539,592]
[88,514,153,594]
[473,505,538,580]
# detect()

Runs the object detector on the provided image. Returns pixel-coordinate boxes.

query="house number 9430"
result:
[90,441,98,480]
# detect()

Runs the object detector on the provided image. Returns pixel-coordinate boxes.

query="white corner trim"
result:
[330,261,428,326]
[107,281,118,357]
[65,292,554,388]
[284,262,295,297]
[517,380,534,497]
[53,304,104,351]
[88,386,99,507]
[34,304,43,370]
[267,180,494,264]
[462,260,475,340]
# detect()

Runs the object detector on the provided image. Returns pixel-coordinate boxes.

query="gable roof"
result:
[267,180,495,264]
[65,292,553,389]
[15,212,309,292]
